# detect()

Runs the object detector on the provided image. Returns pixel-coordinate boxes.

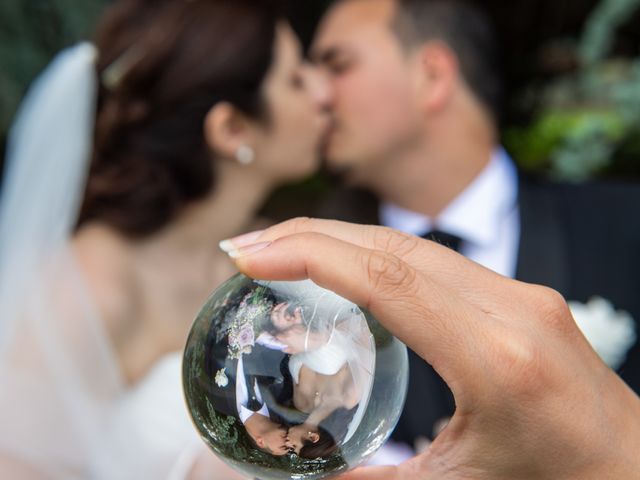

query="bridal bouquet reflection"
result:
[183,274,407,480]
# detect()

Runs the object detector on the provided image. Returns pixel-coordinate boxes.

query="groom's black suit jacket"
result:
[318,176,640,447]
[205,342,292,422]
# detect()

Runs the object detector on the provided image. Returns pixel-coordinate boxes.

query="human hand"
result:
[222,218,640,479]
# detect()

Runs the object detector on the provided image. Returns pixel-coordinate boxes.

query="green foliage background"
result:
[0,0,107,139]
[2,0,640,186]
[502,0,640,181]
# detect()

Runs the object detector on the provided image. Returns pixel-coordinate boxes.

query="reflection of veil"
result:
[258,280,375,443]
[341,316,375,443]
[0,44,123,478]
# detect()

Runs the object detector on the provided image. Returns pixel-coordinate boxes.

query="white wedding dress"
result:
[0,246,214,479]
[289,330,352,380]
[90,352,208,480]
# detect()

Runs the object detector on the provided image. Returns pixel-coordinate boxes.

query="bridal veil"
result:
[0,43,123,478]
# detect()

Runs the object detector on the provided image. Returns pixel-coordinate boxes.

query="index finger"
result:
[225,218,516,310]
[230,231,493,391]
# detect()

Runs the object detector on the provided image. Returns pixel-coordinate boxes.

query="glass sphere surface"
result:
[183,274,408,479]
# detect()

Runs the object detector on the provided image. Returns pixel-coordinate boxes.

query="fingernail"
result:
[219,230,265,253]
[227,241,272,259]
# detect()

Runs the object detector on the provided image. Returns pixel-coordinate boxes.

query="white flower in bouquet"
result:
[214,368,228,388]
[569,297,637,370]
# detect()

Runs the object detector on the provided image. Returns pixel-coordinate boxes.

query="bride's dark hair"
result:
[298,407,354,459]
[77,0,283,237]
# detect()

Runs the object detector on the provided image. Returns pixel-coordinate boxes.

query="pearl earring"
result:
[235,145,255,166]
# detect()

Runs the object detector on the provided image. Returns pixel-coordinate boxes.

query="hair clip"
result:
[101,46,142,91]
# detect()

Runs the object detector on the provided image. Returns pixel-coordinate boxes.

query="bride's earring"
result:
[235,145,255,166]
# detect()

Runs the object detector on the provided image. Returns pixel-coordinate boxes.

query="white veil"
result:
[0,43,123,478]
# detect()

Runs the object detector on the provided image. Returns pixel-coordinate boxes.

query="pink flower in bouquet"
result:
[237,324,255,349]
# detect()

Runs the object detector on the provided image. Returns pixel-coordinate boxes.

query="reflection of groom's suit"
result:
[319,150,640,449]
[205,342,292,423]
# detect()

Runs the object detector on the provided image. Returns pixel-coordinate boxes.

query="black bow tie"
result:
[421,230,463,253]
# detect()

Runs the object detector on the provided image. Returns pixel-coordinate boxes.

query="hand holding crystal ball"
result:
[183,274,408,480]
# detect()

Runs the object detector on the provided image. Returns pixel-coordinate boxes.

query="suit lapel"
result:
[515,178,571,295]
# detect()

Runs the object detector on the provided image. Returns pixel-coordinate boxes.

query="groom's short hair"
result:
[390,0,503,123]
[246,428,286,456]
[249,436,270,453]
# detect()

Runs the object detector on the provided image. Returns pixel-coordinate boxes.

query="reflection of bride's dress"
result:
[289,329,352,381]
[288,319,376,443]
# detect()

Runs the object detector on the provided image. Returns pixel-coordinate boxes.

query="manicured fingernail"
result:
[219,230,265,253]
[227,241,272,259]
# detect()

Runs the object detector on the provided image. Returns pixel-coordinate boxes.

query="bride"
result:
[262,283,376,457]
[0,0,330,478]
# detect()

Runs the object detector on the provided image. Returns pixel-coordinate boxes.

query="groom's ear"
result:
[255,436,266,448]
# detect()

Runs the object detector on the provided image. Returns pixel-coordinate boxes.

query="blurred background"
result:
[2,0,640,209]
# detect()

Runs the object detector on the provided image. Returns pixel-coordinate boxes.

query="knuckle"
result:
[372,227,421,258]
[527,285,575,335]
[364,250,418,301]
[484,287,575,400]
[281,217,314,235]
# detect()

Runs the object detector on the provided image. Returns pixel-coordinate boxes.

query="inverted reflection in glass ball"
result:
[183,274,408,479]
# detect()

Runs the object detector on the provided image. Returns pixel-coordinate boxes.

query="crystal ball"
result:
[183,273,408,479]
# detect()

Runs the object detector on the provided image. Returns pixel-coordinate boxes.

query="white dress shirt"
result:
[380,147,520,278]
[235,355,270,424]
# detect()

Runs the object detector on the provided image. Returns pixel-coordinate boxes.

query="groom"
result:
[311,0,640,453]
[206,330,293,456]
[234,350,290,456]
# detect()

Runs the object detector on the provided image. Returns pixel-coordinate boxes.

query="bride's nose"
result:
[302,65,333,112]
